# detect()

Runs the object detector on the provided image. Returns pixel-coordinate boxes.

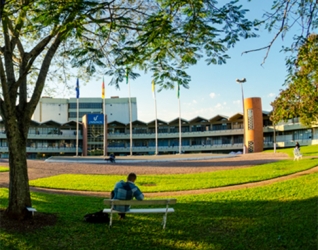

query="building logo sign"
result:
[88,114,104,125]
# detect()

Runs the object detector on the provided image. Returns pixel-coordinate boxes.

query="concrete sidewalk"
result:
[45,153,237,163]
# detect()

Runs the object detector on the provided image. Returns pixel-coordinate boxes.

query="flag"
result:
[75,78,80,98]
[152,80,155,98]
[177,84,180,99]
[102,77,105,99]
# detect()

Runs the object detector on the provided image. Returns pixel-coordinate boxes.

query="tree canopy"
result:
[0,0,257,219]
[245,0,318,65]
[244,0,318,126]
[270,34,318,126]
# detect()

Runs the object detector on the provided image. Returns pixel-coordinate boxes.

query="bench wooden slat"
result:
[26,207,37,212]
[104,198,177,229]
[104,199,177,206]
[26,207,37,216]
[103,208,174,214]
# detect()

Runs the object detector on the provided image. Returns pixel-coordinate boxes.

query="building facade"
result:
[1,97,317,158]
[32,96,137,124]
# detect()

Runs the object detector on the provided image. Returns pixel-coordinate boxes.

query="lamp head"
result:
[236,78,246,83]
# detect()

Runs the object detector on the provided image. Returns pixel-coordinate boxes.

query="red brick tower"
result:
[244,97,263,153]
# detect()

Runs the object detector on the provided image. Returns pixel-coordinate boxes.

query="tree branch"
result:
[241,0,291,65]
[26,33,63,118]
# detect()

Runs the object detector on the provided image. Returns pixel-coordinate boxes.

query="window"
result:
[87,124,104,155]
[248,141,254,153]
[247,109,254,130]
[233,135,243,144]
[212,136,222,145]
[212,124,229,130]
[69,112,100,118]
[69,103,103,109]
[293,129,312,140]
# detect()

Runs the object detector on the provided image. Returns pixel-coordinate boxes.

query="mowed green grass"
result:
[29,158,318,192]
[1,172,317,250]
[0,166,9,172]
[264,144,318,157]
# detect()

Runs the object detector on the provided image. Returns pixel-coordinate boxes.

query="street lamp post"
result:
[236,78,246,154]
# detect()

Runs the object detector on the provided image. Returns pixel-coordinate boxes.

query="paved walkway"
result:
[45,153,237,163]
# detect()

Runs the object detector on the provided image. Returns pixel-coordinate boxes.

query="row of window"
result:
[107,136,243,147]
[108,125,240,134]
[69,103,103,109]
[0,139,76,148]
[69,112,101,118]
[0,127,73,135]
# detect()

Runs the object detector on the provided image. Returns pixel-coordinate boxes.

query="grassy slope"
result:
[29,158,318,192]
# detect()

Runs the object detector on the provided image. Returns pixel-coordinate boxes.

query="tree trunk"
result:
[5,115,31,220]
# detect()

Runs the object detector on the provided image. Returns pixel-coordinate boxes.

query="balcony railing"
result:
[107,128,244,139]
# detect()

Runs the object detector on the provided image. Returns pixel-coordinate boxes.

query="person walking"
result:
[295,142,300,150]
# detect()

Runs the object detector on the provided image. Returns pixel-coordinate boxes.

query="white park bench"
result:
[103,199,177,229]
[26,206,37,216]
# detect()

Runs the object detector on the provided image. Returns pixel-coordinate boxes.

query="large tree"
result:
[0,0,256,220]
[270,34,318,126]
[244,0,318,126]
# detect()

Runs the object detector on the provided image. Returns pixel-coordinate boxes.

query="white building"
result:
[32,96,137,124]
[32,97,69,123]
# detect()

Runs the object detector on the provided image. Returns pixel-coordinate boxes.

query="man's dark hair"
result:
[127,173,137,182]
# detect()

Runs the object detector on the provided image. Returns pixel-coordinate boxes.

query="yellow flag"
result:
[102,78,105,99]
[152,80,155,98]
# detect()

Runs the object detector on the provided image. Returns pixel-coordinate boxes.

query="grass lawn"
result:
[0,166,9,172]
[264,144,318,158]
[1,172,317,250]
[29,158,318,192]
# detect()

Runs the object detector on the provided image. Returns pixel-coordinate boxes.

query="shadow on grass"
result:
[0,189,316,250]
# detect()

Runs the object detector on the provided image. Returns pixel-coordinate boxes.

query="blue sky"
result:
[60,1,297,122]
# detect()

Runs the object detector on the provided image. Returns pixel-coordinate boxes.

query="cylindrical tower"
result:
[244,97,263,153]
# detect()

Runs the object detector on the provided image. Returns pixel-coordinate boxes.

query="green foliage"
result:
[271,34,318,126]
[257,1,318,125]
[29,159,318,192]
[0,0,256,217]
[1,172,317,249]
[94,0,257,90]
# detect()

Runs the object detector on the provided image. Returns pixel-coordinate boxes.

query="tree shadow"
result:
[0,189,316,250]
[164,198,317,250]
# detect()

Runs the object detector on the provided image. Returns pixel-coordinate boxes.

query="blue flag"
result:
[75,78,80,98]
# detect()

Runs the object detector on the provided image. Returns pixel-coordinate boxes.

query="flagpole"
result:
[103,97,106,156]
[178,95,182,154]
[76,98,79,156]
[75,78,79,157]
[102,78,106,156]
[127,69,133,156]
[152,80,158,155]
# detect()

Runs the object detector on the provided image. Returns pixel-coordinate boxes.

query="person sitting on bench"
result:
[111,173,144,219]
[105,153,116,163]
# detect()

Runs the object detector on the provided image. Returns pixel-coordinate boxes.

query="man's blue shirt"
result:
[113,180,144,212]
